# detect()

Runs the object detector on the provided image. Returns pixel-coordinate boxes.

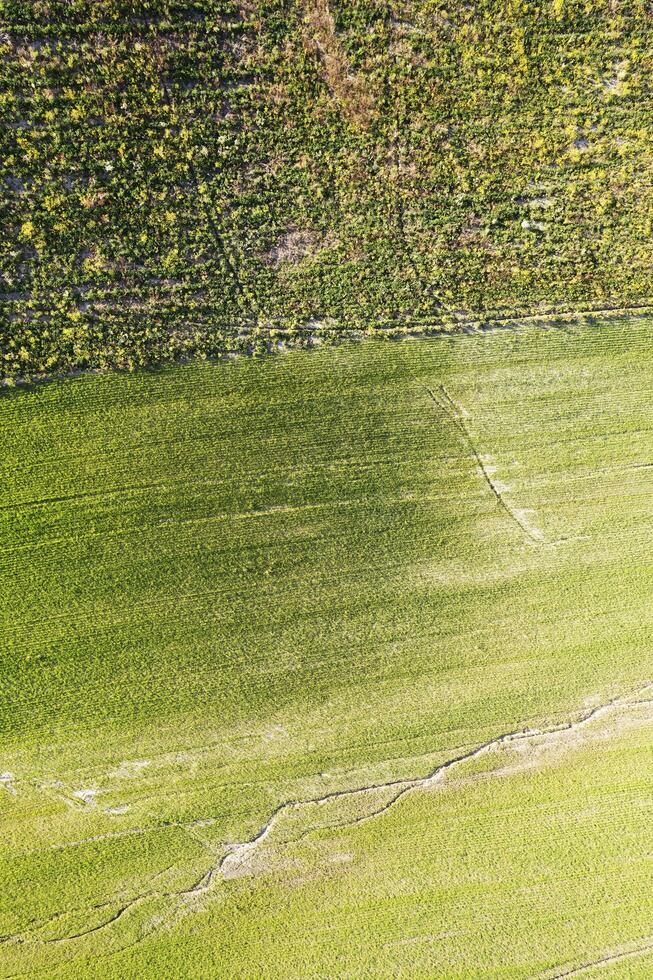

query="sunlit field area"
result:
[2,317,652,977]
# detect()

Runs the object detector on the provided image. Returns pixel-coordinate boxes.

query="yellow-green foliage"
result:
[3,1,653,379]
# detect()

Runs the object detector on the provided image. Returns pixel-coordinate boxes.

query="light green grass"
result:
[1,319,652,976]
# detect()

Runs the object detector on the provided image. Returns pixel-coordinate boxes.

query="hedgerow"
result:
[3,0,653,380]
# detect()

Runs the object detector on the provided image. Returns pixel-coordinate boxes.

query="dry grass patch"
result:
[300,0,374,128]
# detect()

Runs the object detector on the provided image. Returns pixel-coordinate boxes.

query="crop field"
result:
[1,317,652,977]
[5,1,653,380]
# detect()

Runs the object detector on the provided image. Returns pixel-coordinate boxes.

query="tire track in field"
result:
[547,933,653,977]
[391,129,443,311]
[425,385,545,543]
[0,480,167,514]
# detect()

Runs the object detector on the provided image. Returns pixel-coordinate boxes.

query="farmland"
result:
[1,317,652,976]
[5,1,653,380]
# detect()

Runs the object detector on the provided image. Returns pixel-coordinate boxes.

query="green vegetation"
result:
[1,318,653,976]
[4,1,652,972]
[4,1,653,380]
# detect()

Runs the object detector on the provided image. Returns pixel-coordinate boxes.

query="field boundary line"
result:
[6,302,653,389]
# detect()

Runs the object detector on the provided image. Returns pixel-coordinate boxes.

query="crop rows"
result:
[2,318,653,976]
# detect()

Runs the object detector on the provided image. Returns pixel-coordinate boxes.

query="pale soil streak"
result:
[41,816,217,854]
[426,384,546,544]
[187,683,653,887]
[4,685,652,955]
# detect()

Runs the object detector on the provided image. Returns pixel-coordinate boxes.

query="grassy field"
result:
[5,1,653,379]
[1,317,652,976]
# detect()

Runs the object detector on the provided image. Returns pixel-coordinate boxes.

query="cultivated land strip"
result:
[7,2,653,381]
[3,683,651,958]
[2,325,653,975]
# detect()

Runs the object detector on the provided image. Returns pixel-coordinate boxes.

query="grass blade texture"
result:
[1,319,652,977]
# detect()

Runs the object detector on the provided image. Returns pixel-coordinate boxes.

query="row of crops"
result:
[3,0,653,380]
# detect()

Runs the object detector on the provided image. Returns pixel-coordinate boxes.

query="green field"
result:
[1,317,652,977]
[5,1,653,380]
